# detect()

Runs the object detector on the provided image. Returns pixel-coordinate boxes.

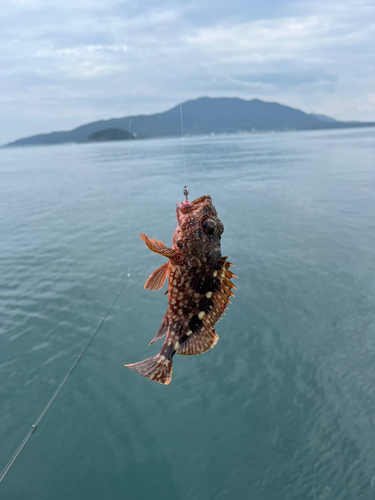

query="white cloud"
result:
[312,89,375,121]
[185,12,373,68]
[0,0,375,144]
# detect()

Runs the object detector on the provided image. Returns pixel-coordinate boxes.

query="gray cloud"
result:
[1,0,375,144]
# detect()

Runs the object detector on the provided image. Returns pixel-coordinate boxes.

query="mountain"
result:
[3,97,375,148]
[310,113,338,123]
[87,128,136,142]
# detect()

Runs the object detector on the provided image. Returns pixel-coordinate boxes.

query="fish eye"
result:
[200,217,215,235]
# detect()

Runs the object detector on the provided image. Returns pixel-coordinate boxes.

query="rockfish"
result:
[125,194,237,385]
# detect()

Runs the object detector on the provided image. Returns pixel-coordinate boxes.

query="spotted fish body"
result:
[125,194,237,385]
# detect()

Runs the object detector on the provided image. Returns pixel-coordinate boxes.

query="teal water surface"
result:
[1,129,375,499]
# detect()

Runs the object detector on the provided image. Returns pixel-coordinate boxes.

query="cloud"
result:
[0,0,375,144]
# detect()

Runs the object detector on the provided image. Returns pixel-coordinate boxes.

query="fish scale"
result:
[126,194,237,385]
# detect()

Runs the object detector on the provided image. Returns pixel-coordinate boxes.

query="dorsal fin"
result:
[144,262,169,291]
[211,260,237,319]
[177,326,219,356]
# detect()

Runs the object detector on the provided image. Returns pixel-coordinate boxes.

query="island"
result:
[87,128,137,142]
[3,97,375,148]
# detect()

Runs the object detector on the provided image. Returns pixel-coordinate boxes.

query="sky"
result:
[1,0,375,145]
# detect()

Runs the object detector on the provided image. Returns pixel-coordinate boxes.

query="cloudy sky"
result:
[1,0,375,144]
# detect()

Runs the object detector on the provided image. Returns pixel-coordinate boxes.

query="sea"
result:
[1,128,375,500]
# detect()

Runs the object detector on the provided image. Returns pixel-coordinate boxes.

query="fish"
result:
[125,194,237,385]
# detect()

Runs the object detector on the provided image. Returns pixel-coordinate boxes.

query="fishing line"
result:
[127,17,132,273]
[0,19,135,486]
[179,102,188,189]
[0,275,129,484]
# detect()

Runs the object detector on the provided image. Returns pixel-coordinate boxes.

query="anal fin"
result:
[149,315,169,345]
[144,262,169,291]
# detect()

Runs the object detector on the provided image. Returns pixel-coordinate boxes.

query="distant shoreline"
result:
[2,125,375,151]
[2,96,375,149]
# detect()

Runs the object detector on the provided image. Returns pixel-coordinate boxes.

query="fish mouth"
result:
[176,195,212,224]
[176,194,212,215]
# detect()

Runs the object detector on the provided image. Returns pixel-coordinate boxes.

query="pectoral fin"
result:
[140,234,179,260]
[144,262,169,291]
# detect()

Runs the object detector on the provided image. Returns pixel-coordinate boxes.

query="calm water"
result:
[1,129,375,499]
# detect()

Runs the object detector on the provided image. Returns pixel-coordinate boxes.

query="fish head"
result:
[174,194,224,266]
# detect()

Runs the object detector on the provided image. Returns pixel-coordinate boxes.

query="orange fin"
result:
[125,354,172,385]
[149,315,168,345]
[144,262,169,291]
[177,326,219,356]
[140,234,178,260]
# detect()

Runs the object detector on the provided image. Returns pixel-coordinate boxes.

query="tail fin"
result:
[125,354,172,385]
